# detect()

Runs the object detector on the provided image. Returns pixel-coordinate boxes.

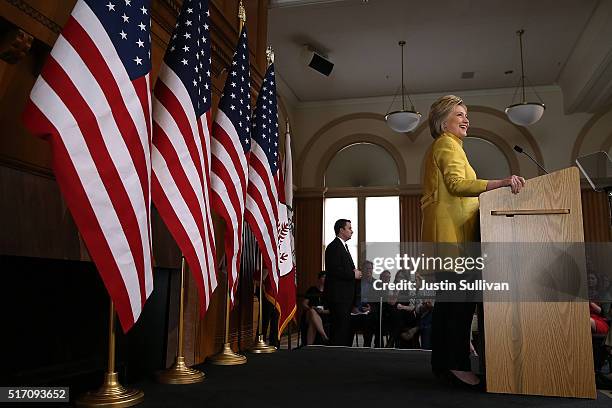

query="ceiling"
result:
[268,0,600,102]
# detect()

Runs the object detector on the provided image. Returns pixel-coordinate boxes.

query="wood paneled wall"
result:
[294,196,323,305]
[581,189,611,242]
[400,194,422,242]
[0,0,269,368]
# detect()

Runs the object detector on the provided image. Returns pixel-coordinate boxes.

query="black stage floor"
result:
[137,346,611,408]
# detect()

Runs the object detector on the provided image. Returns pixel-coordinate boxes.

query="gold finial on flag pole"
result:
[286,118,290,134]
[238,1,246,30]
[156,257,206,384]
[266,46,274,66]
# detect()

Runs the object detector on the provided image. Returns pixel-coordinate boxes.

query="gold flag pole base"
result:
[155,356,205,384]
[76,372,144,408]
[155,257,205,384]
[249,334,277,354]
[207,342,247,365]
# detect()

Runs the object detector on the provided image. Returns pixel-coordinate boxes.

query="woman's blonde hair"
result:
[428,95,466,139]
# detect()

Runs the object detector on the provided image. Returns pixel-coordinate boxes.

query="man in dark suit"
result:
[324,219,362,346]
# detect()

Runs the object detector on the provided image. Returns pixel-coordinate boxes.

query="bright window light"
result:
[365,196,399,242]
[324,197,358,267]
[365,196,400,278]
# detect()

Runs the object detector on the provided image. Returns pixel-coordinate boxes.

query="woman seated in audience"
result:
[588,272,610,335]
[302,271,330,345]
[415,273,435,350]
[390,269,421,348]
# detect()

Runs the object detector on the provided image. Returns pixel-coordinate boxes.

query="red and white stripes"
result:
[23,1,153,332]
[245,143,280,293]
[152,63,217,314]
[211,110,250,304]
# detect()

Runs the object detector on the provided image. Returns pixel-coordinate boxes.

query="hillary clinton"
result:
[421,95,525,387]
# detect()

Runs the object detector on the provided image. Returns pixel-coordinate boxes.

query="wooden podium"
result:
[479,167,596,398]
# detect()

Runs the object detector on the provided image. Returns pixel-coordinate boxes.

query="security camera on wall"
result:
[301,45,334,76]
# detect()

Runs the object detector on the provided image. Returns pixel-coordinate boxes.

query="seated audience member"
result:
[390,270,420,348]
[598,273,612,319]
[589,273,610,336]
[302,271,330,345]
[414,273,435,350]
[591,303,610,335]
[356,261,374,346]
[357,260,375,308]
[589,272,612,389]
[603,272,612,365]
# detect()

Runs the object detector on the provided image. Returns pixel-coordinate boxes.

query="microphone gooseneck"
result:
[514,145,548,174]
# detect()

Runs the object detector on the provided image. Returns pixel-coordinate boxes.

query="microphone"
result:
[513,145,548,174]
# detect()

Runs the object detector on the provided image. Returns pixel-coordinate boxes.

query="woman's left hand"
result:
[502,174,526,194]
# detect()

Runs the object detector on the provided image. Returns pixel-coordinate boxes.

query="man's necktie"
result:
[345,243,355,269]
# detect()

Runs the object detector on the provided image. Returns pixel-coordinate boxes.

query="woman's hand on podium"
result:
[486,175,525,194]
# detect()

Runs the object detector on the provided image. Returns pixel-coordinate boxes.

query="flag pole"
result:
[156,257,206,383]
[208,253,247,365]
[250,253,277,353]
[76,300,144,407]
[249,46,277,354]
[209,1,249,365]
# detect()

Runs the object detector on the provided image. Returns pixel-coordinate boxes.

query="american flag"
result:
[245,63,280,294]
[210,27,251,305]
[151,0,217,314]
[22,0,153,332]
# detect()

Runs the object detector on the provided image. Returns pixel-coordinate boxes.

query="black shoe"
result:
[446,370,485,391]
[596,373,612,390]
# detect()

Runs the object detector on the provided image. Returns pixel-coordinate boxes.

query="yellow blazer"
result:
[420,132,488,243]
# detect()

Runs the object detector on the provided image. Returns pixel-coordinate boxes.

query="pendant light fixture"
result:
[385,41,421,133]
[505,29,545,126]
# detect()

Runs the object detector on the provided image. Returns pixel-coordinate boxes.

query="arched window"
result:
[325,143,399,188]
[323,142,400,272]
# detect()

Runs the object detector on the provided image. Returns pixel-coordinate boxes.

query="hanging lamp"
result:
[505,29,545,126]
[385,41,421,133]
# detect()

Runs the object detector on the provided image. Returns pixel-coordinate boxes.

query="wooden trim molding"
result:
[295,187,326,198]
[3,0,62,34]
[0,155,53,179]
[323,184,422,198]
